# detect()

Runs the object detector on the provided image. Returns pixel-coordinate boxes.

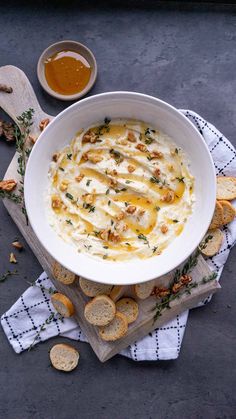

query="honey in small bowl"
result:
[44,50,92,96]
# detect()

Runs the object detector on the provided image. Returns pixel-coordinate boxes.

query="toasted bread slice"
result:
[209,201,224,229]
[79,277,113,297]
[99,312,128,341]
[53,262,75,285]
[199,229,223,257]
[84,295,116,326]
[50,343,79,372]
[217,176,236,200]
[109,286,126,302]
[51,293,75,317]
[116,298,139,324]
[218,200,235,225]
[134,280,155,300]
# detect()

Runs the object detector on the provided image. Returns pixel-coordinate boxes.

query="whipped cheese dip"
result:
[46,119,195,261]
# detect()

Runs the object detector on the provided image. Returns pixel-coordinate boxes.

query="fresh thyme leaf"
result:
[109,149,124,164]
[67,153,72,160]
[125,242,131,246]
[83,203,95,212]
[155,206,160,211]
[86,179,92,187]
[138,233,149,247]
[59,167,64,171]
[66,219,73,225]
[84,244,92,250]
[120,187,127,192]
[108,200,111,206]
[104,117,111,125]
[199,234,213,250]
[28,311,63,351]
[0,190,22,204]
[94,230,100,237]
[152,246,158,253]
[176,176,185,183]
[175,148,178,154]
[111,220,114,225]
[150,176,160,184]
[106,188,110,195]
[124,202,129,207]
[125,180,132,184]
[172,219,179,223]
[103,246,109,249]
[103,254,108,259]
[66,192,74,200]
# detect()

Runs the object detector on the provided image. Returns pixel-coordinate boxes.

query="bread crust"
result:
[209,201,224,229]
[79,277,113,297]
[116,298,139,324]
[134,280,155,299]
[50,343,79,372]
[53,262,75,285]
[217,176,236,200]
[99,312,128,341]
[218,200,236,225]
[51,292,75,317]
[84,295,116,326]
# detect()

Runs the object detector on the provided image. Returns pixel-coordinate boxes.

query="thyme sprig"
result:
[0,190,22,204]
[0,269,18,283]
[28,311,64,351]
[152,250,217,322]
[15,108,35,223]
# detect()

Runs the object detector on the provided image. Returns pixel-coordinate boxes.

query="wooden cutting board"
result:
[0,65,220,362]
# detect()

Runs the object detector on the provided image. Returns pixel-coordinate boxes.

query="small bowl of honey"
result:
[37,40,97,101]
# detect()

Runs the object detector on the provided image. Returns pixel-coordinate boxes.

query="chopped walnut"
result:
[149,150,163,159]
[110,178,118,188]
[0,179,17,192]
[82,152,88,161]
[126,205,136,214]
[172,282,183,294]
[60,180,69,192]
[39,118,50,131]
[161,224,168,234]
[82,194,94,205]
[136,143,147,152]
[127,131,137,143]
[51,196,62,209]
[12,241,23,250]
[161,191,175,203]
[154,168,161,177]
[138,209,145,217]
[122,223,128,232]
[87,153,103,164]
[106,169,118,176]
[128,164,136,173]
[52,153,59,162]
[75,173,84,182]
[116,211,125,221]
[180,274,192,285]
[82,130,98,143]
[100,229,110,241]
[151,286,170,298]
[29,134,38,144]
[109,231,121,243]
[116,138,128,146]
[9,252,17,263]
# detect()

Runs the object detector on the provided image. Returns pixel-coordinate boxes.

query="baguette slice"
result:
[79,277,113,297]
[50,343,79,372]
[99,312,128,341]
[134,279,156,300]
[209,201,224,229]
[219,200,236,225]
[84,295,116,326]
[51,293,75,317]
[109,286,126,302]
[217,176,236,200]
[116,298,139,324]
[199,229,223,257]
[53,262,75,285]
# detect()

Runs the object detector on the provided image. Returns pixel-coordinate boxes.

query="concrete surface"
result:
[0,2,236,418]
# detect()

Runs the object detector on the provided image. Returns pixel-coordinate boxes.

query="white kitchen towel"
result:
[1,110,236,361]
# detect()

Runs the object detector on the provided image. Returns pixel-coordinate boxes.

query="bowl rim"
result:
[25,91,216,285]
[37,40,98,101]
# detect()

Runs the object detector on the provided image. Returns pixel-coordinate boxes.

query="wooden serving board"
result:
[0,65,220,362]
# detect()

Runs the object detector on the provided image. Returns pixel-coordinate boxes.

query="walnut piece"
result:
[39,118,50,131]
[154,168,161,177]
[127,131,136,143]
[128,164,136,173]
[151,286,170,298]
[51,196,62,209]
[149,150,163,159]
[161,224,168,234]
[9,252,17,263]
[0,179,17,191]
[136,143,147,152]
[12,241,23,250]
[116,211,125,221]
[60,180,69,192]
[172,282,183,294]
[161,191,175,203]
[82,130,98,143]
[110,178,118,188]
[29,134,38,144]
[126,205,136,214]
[82,194,94,204]
[87,153,103,164]
[75,173,84,182]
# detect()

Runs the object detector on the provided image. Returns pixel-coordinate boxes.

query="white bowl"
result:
[25,92,216,285]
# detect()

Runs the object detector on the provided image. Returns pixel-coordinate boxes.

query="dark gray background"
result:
[0,2,236,418]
